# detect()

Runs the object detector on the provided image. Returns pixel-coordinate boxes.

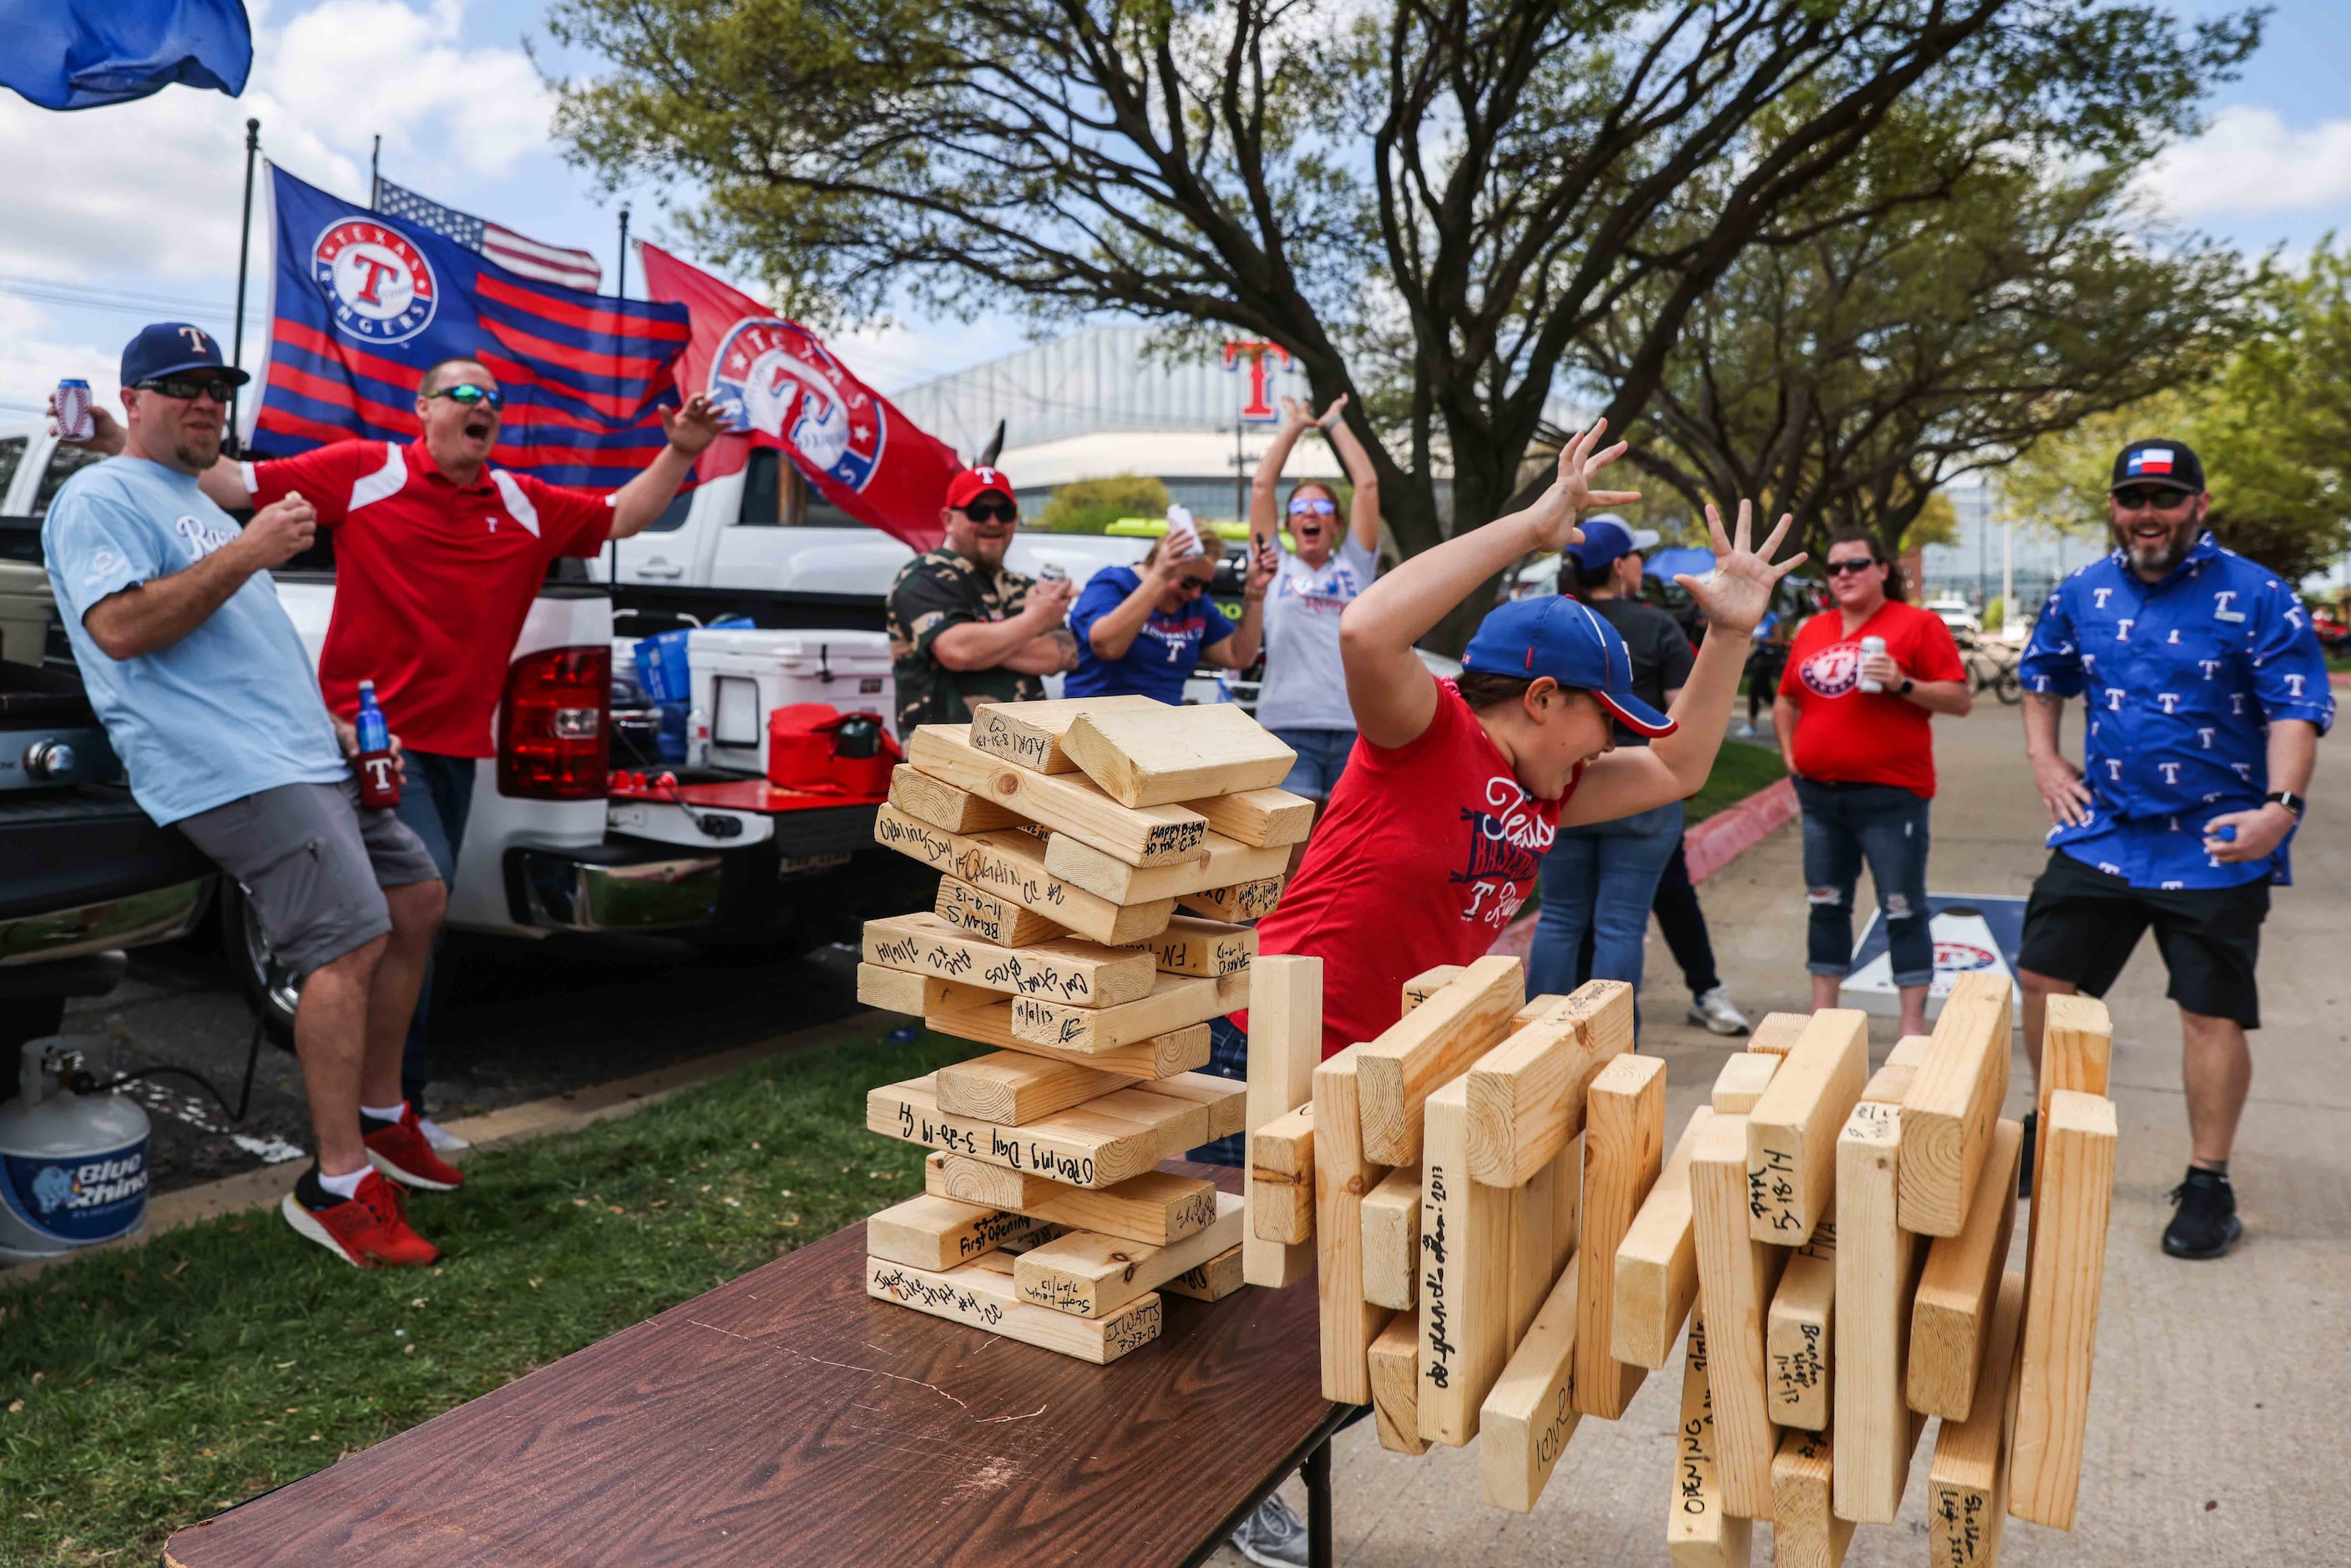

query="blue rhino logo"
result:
[31,1165,73,1215]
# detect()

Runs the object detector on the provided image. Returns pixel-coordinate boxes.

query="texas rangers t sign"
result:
[311,220,438,344]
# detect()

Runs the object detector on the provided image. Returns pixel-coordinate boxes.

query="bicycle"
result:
[1960,640,2025,705]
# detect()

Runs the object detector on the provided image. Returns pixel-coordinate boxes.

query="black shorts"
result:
[2017,851,2268,1029]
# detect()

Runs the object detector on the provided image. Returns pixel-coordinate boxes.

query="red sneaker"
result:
[365,1105,465,1191]
[281,1167,441,1267]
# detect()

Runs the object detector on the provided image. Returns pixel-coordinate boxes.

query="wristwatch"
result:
[2265,790,2305,817]
[1898,678,1915,698]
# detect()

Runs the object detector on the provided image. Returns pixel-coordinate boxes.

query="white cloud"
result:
[2144,105,2351,223]
[0,296,124,422]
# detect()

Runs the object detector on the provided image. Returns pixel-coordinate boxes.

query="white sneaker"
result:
[1687,986,1752,1036]
[417,1115,472,1154]
[1735,721,1757,739]
[1231,1494,1310,1567]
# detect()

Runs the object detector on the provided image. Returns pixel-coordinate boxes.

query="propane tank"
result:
[0,1037,151,1263]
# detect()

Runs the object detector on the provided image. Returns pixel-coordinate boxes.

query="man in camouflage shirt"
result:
[887,465,1078,733]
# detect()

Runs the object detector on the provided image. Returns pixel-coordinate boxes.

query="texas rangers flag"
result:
[638,243,958,553]
[2126,448,2176,477]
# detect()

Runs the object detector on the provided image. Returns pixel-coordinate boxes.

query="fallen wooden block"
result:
[1402,964,1466,1013]
[866,1193,1051,1271]
[867,1252,1161,1363]
[2029,994,2112,1267]
[1359,954,1525,1166]
[1689,1112,1787,1517]
[1909,1116,2022,1421]
[1044,828,1291,903]
[1368,1313,1431,1455]
[887,763,1024,834]
[1747,1009,1868,1245]
[856,963,1000,1018]
[1361,1164,1421,1311]
[1163,1242,1247,1302]
[1670,1310,1754,1568]
[936,1050,1130,1124]
[867,1075,1185,1188]
[863,912,1158,1008]
[1767,1241,1836,1432]
[969,694,1166,775]
[1899,971,2015,1237]
[1465,978,1633,1186]
[1246,955,1321,1289]
[925,1155,1221,1247]
[1135,914,1256,977]
[873,804,1176,946]
[935,875,1067,947]
[1251,1103,1316,1244]
[1771,1426,1855,1568]
[1575,1051,1663,1420]
[910,723,1214,867]
[1178,877,1286,923]
[1016,1191,1246,1316]
[1614,1106,1713,1369]
[2010,1090,2116,1530]
[1747,1012,1808,1056]
[1929,1268,2026,1565]
[1315,1043,1393,1402]
[1479,1252,1584,1512]
[1710,1051,1778,1115]
[1183,785,1317,848]
[1833,1096,1929,1523]
[1064,702,1297,807]
[1418,1075,1512,1446]
[925,1002,1210,1079]
[1009,971,1229,1053]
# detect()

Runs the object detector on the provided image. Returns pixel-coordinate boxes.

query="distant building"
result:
[1919,479,2106,620]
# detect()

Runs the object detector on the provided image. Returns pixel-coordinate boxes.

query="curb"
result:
[0,1008,891,1285]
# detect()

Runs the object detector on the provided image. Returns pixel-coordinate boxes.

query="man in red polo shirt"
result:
[74,357,724,1162]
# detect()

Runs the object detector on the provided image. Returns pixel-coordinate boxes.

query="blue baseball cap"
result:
[120,322,249,389]
[1565,515,1661,573]
[1461,594,1677,737]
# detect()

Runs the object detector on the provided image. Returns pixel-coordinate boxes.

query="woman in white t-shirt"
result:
[1247,394,1383,812]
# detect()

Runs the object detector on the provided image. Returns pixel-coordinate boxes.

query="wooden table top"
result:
[163,1164,1337,1568]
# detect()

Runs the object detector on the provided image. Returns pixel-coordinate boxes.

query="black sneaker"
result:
[2162,1167,2242,1260]
[2017,1110,2036,1199]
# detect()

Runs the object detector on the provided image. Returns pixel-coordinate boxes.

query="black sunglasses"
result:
[960,500,1018,524]
[1824,558,1882,576]
[427,383,506,410]
[2111,485,2192,512]
[134,376,235,404]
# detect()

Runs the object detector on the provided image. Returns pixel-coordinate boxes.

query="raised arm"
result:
[51,396,251,510]
[1322,400,1383,556]
[1339,421,1639,749]
[607,396,726,539]
[1248,397,1319,556]
[1201,540,1277,670]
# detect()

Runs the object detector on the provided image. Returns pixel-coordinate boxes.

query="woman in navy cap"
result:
[1233,421,1802,1060]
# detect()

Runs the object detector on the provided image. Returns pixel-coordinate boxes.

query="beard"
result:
[172,427,222,472]
[2111,510,2198,575]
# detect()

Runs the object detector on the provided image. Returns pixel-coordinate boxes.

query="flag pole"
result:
[616,204,630,298]
[230,117,260,457]
[370,134,381,207]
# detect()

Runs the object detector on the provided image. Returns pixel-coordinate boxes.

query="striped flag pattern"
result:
[252,164,689,491]
[373,177,604,291]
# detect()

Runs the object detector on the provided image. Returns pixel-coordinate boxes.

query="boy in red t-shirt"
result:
[1773,529,1971,1035]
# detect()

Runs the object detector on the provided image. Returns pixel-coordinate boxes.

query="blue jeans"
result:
[1794,778,1934,987]
[1528,800,1682,1029]
[1270,727,1356,800]
[393,752,476,1111]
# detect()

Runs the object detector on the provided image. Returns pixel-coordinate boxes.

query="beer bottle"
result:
[354,680,402,809]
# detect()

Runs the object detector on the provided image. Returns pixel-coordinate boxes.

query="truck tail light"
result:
[499,645,610,800]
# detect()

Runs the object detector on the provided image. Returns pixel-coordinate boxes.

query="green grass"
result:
[0,1027,966,1567]
[1686,737,1786,823]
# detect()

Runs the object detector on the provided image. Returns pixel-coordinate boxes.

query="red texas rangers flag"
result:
[639,244,955,553]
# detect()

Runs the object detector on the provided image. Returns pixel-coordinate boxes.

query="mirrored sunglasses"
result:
[1287,497,1337,516]
[429,383,506,410]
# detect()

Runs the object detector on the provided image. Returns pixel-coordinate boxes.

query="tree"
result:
[1580,99,2247,569]
[1039,473,1171,532]
[547,0,2254,641]
[2000,242,2351,584]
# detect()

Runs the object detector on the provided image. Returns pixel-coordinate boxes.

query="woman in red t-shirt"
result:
[1223,422,1802,1063]
[1772,528,1971,1035]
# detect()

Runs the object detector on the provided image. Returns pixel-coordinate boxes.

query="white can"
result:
[1857,635,1888,693]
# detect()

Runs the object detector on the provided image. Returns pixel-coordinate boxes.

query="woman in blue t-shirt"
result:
[1064,518,1274,701]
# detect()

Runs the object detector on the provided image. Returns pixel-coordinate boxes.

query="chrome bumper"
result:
[0,878,210,966]
[505,847,726,933]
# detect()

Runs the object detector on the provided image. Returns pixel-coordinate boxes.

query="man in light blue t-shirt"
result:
[43,322,451,1268]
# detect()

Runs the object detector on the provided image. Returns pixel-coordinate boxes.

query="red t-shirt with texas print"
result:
[1246,678,1570,1059]
[1777,600,1964,797]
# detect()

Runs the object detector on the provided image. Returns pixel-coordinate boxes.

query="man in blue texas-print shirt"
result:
[2014,436,2330,1262]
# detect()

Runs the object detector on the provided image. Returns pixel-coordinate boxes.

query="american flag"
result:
[373,177,603,292]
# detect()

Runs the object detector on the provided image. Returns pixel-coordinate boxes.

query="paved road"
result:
[1221,698,2351,1565]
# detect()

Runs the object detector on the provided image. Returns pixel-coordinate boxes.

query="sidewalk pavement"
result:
[1221,700,2351,1565]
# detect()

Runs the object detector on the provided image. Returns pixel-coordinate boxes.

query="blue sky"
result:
[3,0,2346,425]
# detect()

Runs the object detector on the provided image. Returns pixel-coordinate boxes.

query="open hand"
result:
[1676,500,1802,637]
[2030,751,2093,827]
[663,393,729,457]
[1277,395,1317,437]
[1523,419,1641,554]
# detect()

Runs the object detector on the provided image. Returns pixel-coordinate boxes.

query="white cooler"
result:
[685,628,897,776]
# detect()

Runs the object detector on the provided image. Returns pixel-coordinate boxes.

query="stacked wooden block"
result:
[1287,967,2120,1564]
[857,695,1316,1362]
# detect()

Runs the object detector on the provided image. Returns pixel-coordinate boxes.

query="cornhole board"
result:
[1843,894,2025,1026]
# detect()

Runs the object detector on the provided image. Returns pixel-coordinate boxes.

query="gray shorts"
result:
[178,778,442,981]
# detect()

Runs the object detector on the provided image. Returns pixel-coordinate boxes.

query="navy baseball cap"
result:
[120,322,249,389]
[1461,595,1677,737]
[2110,438,2202,494]
[1566,516,1661,573]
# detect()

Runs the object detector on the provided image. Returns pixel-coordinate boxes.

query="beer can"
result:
[1038,563,1069,583]
[55,379,94,442]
